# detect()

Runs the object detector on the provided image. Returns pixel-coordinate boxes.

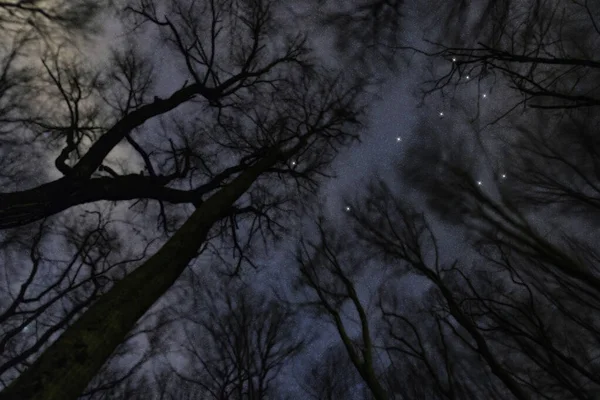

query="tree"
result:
[347,0,600,394]
[317,170,600,398]
[305,1,600,119]
[0,0,368,399]
[165,281,305,400]
[294,218,388,400]
[0,0,115,227]
[297,344,370,400]
[0,0,362,230]
[5,0,599,399]
[0,211,151,386]
[73,277,305,400]
[348,181,531,399]
[294,0,527,77]
[419,0,600,112]
[292,1,600,399]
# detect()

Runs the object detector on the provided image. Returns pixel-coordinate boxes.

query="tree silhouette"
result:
[0,0,367,399]
[416,0,600,117]
[164,282,305,400]
[294,218,388,400]
[4,0,600,399]
[0,0,366,230]
[297,344,370,400]
[309,168,600,398]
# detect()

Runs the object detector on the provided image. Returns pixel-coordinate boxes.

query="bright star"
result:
[477,181,482,186]
[501,174,506,178]
[439,112,444,117]
[482,94,487,98]
[396,137,402,142]
[466,75,470,80]
[452,57,456,62]
[345,206,351,212]
[291,161,296,166]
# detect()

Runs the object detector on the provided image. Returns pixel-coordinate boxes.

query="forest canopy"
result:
[0,0,599,399]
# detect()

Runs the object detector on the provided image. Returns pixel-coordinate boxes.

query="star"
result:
[501,174,506,179]
[452,57,456,62]
[466,75,470,80]
[396,137,402,142]
[291,161,296,166]
[345,206,351,212]
[477,181,482,186]
[482,94,487,98]
[439,111,444,117]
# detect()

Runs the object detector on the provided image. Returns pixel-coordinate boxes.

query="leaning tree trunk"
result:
[0,146,291,400]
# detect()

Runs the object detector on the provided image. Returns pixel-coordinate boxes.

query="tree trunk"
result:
[0,150,282,400]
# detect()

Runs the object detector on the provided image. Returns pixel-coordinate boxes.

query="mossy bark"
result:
[0,152,281,400]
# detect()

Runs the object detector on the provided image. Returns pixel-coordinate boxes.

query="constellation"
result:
[348,58,505,214]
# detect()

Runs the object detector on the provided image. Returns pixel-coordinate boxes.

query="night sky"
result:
[1,0,599,399]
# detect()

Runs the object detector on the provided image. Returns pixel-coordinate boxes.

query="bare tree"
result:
[308,0,600,125]
[346,182,530,400]
[294,218,388,400]
[0,0,336,230]
[369,2,600,395]
[74,277,305,400]
[294,0,526,76]
[0,1,368,399]
[495,109,600,225]
[163,281,305,400]
[297,343,370,400]
[416,0,600,119]
[339,174,600,399]
[0,0,112,199]
[354,3,600,383]
[0,209,152,391]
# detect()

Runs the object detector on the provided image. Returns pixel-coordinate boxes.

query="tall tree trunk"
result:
[0,149,285,400]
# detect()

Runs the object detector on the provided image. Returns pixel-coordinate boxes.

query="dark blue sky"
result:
[9,1,589,398]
